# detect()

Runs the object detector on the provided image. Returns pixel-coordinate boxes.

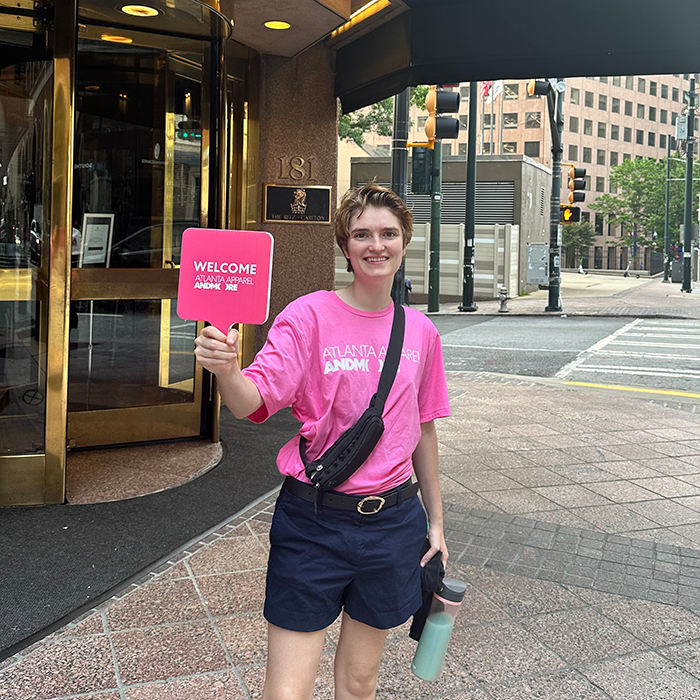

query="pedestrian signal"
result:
[527,79,550,97]
[568,166,586,204]
[559,204,581,224]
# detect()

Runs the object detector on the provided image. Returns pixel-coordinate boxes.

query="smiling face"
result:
[342,205,407,281]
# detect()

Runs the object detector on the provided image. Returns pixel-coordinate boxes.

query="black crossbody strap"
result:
[371,302,405,414]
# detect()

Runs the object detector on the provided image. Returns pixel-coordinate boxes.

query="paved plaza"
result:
[3,274,700,699]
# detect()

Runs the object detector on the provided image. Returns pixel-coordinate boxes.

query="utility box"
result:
[526,243,549,285]
[671,259,683,283]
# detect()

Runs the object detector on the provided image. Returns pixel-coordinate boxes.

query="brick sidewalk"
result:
[4,373,700,699]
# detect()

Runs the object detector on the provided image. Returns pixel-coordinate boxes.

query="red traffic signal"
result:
[560,204,581,223]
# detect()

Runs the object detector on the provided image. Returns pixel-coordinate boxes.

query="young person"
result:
[194,183,450,700]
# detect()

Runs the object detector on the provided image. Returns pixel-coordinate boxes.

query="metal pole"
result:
[545,81,564,312]
[427,143,442,312]
[391,88,410,304]
[460,81,478,312]
[664,136,671,282]
[682,77,695,293]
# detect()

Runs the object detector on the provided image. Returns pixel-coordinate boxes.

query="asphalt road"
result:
[432,315,700,396]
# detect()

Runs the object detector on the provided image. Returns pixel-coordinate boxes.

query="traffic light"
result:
[176,119,202,140]
[568,166,586,203]
[527,79,550,97]
[424,85,460,145]
[559,204,581,224]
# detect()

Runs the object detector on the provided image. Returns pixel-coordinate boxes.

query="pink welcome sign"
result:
[177,228,274,332]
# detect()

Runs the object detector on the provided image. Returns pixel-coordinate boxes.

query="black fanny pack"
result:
[299,302,405,492]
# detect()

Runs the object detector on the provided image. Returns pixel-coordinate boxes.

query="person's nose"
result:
[368,233,384,250]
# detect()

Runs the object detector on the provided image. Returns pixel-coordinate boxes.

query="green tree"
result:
[590,155,698,267]
[562,220,596,268]
[338,85,433,146]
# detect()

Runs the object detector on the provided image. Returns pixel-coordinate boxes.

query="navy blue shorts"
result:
[264,484,427,632]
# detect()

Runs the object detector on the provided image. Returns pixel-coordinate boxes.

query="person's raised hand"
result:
[194,325,239,376]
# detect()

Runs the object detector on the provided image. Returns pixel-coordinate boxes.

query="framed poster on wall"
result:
[79,213,114,268]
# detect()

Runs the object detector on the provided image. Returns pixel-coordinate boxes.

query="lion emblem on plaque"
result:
[290,188,307,215]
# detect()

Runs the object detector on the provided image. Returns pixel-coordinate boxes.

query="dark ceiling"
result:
[335,0,700,112]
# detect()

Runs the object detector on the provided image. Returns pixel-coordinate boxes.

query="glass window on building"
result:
[648,132,656,147]
[638,78,646,93]
[460,85,470,100]
[625,100,633,116]
[504,83,519,99]
[623,152,632,161]
[625,76,634,90]
[584,119,593,135]
[482,142,491,153]
[596,176,605,191]
[582,211,591,222]
[585,91,594,108]
[585,175,592,190]
[600,76,608,83]
[418,116,427,129]
[570,116,579,132]
[624,127,632,142]
[524,141,540,157]
[672,112,678,125]
[636,129,644,144]
[612,97,620,113]
[598,122,606,138]
[595,213,604,234]
[613,76,621,87]
[460,114,468,129]
[570,87,580,105]
[609,182,618,194]
[649,106,657,121]
[525,112,541,128]
[660,133,667,149]
[483,114,493,128]
[568,144,578,161]
[661,84,669,99]
[660,109,668,124]
[458,143,468,155]
[503,113,518,128]
[502,142,517,153]
[611,124,620,140]
[637,104,645,119]
[599,95,607,110]
[650,81,657,96]
[670,136,677,150]
[610,151,619,166]
[673,87,679,101]
[597,149,606,165]
[441,142,452,156]
[583,147,592,163]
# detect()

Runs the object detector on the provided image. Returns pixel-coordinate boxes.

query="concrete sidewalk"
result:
[3,370,700,699]
[414,273,700,319]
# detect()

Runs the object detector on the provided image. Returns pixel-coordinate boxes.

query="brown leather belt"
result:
[283,476,420,515]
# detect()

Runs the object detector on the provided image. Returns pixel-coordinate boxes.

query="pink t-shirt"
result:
[242,290,450,494]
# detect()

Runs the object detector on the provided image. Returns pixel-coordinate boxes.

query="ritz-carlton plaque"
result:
[263,184,332,224]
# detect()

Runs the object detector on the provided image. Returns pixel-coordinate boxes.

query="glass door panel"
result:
[0,31,52,455]
[67,30,211,447]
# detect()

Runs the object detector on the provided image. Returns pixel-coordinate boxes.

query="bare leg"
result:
[334,613,390,700]
[262,622,327,700]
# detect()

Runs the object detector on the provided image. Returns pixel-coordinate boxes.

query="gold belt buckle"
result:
[357,496,386,515]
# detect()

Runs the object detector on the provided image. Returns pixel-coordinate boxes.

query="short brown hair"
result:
[335,183,413,273]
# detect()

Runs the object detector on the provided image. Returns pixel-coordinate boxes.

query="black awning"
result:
[336,0,700,112]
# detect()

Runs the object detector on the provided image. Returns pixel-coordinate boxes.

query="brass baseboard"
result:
[0,455,48,506]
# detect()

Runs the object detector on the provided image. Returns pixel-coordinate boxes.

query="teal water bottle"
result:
[411,578,466,681]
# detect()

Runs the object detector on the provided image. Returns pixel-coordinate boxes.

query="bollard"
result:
[497,285,509,313]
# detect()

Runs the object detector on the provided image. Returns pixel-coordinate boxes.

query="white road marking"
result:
[575,365,700,379]
[442,344,572,353]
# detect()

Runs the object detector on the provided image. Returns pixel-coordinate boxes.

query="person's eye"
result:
[383,231,398,238]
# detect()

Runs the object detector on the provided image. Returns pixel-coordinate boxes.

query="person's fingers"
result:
[420,545,440,568]
[201,325,228,342]
[226,326,240,347]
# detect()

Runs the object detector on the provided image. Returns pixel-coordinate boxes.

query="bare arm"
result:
[412,420,448,567]
[194,326,263,419]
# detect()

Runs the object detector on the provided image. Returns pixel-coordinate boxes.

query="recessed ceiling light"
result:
[101,34,133,43]
[84,85,100,91]
[264,20,291,30]
[120,5,159,17]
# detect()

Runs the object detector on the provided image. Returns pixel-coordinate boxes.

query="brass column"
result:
[45,0,76,503]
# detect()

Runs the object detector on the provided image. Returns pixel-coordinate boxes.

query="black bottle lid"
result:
[438,578,467,603]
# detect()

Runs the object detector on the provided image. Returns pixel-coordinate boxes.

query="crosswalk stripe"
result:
[597,349,700,362]
[576,365,700,378]
[610,340,700,350]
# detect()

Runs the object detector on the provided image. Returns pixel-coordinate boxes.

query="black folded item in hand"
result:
[409,537,445,641]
